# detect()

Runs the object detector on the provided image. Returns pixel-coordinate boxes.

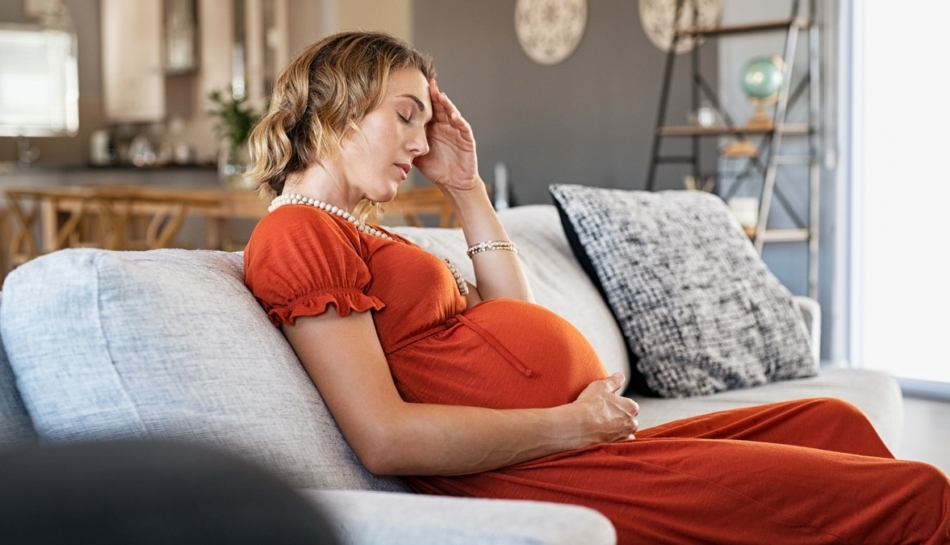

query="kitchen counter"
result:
[0,163,221,192]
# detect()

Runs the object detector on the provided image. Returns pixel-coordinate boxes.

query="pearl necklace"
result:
[269,193,469,296]
[269,193,393,239]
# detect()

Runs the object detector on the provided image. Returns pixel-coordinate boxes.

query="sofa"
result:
[0,204,903,545]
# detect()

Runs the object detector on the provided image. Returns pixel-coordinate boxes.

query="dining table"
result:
[3,183,458,271]
[3,184,269,267]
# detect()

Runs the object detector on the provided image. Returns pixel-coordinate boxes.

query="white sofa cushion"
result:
[0,248,408,492]
[634,368,904,452]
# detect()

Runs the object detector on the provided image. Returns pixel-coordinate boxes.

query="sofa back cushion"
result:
[0,293,38,449]
[0,249,408,492]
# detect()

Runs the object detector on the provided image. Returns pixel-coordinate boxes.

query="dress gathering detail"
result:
[244,205,950,544]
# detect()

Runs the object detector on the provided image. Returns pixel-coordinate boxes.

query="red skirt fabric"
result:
[409,399,950,544]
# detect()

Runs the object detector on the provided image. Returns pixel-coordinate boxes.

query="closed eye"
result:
[397,94,430,124]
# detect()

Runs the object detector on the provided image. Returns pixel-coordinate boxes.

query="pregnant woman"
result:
[243,31,950,544]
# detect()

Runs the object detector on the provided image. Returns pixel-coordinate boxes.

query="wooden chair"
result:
[387,186,460,228]
[3,186,225,265]
[84,186,222,251]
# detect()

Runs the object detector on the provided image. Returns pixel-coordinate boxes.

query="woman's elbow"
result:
[349,425,404,476]
[357,448,398,476]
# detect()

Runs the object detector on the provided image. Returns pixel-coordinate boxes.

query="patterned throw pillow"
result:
[549,184,816,398]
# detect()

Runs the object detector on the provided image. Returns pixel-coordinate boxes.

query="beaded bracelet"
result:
[466,240,518,258]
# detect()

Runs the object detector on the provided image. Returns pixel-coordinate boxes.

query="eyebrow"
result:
[398,94,427,113]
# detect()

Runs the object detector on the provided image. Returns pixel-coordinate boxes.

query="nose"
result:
[408,126,429,157]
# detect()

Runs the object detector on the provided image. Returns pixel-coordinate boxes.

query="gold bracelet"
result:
[466,240,518,258]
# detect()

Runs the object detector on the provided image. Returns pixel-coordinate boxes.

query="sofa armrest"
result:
[303,489,616,545]
[792,296,821,366]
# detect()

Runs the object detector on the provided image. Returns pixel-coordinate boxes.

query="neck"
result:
[284,163,360,213]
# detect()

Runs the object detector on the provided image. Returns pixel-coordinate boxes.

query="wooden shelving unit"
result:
[644,0,821,299]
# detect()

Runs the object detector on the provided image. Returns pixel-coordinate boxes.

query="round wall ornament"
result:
[639,0,721,54]
[514,0,588,66]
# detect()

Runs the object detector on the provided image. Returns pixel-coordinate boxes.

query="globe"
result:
[740,56,784,101]
[739,55,785,130]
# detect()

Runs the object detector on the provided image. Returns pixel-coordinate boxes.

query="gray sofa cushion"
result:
[0,249,408,492]
[0,293,38,449]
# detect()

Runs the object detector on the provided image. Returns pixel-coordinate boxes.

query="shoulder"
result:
[254,205,357,241]
[242,206,386,326]
[244,205,370,294]
[247,206,361,259]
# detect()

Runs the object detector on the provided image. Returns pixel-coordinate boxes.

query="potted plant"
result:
[207,86,260,189]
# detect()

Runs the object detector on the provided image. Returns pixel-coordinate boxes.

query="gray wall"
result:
[413,0,843,362]
[413,0,717,206]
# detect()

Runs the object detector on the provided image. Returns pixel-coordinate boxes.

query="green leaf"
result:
[207,85,262,151]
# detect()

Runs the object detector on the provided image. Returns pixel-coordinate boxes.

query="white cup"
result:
[89,130,113,165]
[728,197,759,227]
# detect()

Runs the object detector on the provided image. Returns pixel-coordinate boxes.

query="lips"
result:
[395,163,411,176]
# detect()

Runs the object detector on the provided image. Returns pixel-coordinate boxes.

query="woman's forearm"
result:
[364,402,580,476]
[286,312,638,479]
[363,385,636,476]
[442,179,534,303]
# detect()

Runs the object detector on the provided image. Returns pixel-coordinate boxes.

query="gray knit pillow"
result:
[549,184,816,398]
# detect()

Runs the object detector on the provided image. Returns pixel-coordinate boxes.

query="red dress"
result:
[245,205,950,544]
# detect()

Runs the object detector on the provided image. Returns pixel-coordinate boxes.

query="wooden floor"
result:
[899,395,950,476]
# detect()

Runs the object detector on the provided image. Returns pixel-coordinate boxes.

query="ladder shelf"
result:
[644,0,821,299]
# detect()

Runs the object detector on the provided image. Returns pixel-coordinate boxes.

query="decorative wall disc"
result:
[639,0,721,53]
[515,0,588,66]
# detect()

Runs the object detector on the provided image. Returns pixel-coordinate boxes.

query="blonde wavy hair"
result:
[247,31,436,220]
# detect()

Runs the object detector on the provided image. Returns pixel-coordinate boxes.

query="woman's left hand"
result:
[413,79,480,191]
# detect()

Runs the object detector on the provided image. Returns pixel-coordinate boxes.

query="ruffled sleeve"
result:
[243,206,385,327]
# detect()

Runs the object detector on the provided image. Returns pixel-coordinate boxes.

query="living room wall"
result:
[412,0,716,204]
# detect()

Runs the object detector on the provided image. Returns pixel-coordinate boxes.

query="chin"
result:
[369,184,401,204]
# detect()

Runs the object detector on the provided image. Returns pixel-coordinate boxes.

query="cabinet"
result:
[101,0,165,123]
[645,0,820,299]
[100,0,290,125]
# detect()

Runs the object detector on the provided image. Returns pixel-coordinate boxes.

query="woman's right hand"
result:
[414,79,479,192]
[571,372,640,443]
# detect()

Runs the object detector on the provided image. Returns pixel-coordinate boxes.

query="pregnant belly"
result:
[386,299,608,409]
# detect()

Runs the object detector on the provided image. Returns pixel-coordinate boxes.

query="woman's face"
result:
[336,68,431,206]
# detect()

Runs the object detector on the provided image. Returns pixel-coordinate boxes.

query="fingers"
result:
[608,395,639,443]
[606,372,625,393]
[571,373,641,445]
[605,374,639,439]
[428,79,451,123]
[428,79,447,122]
[624,398,640,441]
[577,372,625,398]
[428,79,470,134]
